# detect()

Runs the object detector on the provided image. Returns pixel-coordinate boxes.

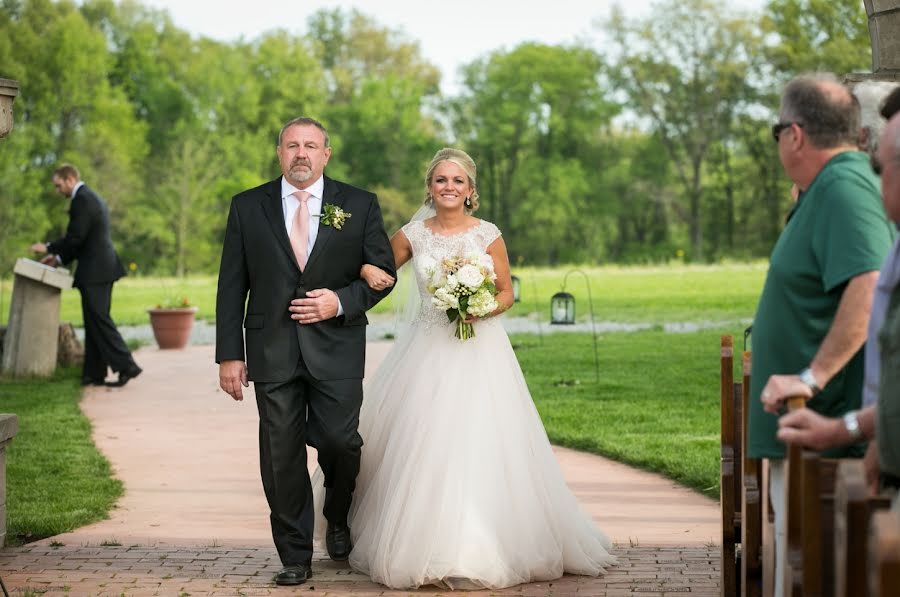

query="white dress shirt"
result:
[281,175,324,255]
[280,175,343,316]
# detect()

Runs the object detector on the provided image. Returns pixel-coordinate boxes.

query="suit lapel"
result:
[260,178,299,268]
[304,176,345,273]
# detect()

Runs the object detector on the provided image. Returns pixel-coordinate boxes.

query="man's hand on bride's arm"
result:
[290,289,339,324]
[219,360,248,401]
[360,264,395,291]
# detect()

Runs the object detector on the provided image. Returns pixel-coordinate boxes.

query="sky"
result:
[137,0,766,95]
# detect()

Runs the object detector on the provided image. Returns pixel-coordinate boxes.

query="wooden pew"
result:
[762,459,776,597]
[834,460,892,597]
[742,349,764,597]
[721,335,740,597]
[868,509,900,597]
[721,334,767,597]
[783,396,840,597]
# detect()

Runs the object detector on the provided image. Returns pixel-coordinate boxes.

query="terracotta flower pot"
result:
[147,307,198,349]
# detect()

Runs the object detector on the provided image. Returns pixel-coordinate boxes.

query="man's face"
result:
[52,175,76,198]
[276,124,331,188]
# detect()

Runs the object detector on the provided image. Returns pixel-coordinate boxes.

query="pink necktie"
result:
[289,190,310,270]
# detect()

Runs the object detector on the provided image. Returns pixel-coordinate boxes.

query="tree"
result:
[603,0,764,259]
[763,0,871,77]
[305,8,443,232]
[0,0,146,274]
[450,42,616,263]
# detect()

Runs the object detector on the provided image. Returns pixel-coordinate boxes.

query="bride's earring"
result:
[465,196,472,208]
[426,194,434,207]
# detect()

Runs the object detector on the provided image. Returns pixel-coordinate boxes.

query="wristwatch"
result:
[798,367,822,395]
[843,410,864,442]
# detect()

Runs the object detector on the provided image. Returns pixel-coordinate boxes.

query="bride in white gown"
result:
[313,148,615,590]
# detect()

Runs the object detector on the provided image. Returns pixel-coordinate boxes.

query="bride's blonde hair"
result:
[424,148,480,214]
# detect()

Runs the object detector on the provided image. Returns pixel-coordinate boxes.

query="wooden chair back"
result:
[867,509,900,597]
[834,459,892,597]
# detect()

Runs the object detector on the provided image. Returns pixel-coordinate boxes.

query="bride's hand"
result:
[361,264,395,291]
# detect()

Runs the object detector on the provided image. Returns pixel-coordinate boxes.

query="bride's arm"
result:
[465,236,514,321]
[360,230,413,289]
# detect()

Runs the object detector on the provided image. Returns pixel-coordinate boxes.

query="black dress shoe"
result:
[273,563,312,586]
[107,365,142,388]
[326,522,352,561]
[81,377,106,386]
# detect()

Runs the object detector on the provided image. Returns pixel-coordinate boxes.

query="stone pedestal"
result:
[865,1,900,74]
[0,414,18,547]
[1,258,73,377]
[0,78,19,139]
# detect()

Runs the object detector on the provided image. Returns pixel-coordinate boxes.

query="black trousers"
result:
[78,282,135,380]
[254,353,363,566]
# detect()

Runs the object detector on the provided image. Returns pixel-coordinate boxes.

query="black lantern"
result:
[550,291,575,325]
[511,275,521,303]
[549,270,599,382]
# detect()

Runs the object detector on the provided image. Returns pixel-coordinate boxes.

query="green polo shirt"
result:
[748,151,895,459]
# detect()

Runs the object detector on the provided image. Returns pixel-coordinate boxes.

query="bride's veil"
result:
[391,203,434,339]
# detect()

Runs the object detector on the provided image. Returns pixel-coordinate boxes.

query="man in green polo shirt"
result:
[748,74,895,597]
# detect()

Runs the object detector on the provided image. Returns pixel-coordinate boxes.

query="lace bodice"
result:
[401,219,502,326]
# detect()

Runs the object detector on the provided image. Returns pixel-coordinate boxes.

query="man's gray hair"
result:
[852,80,900,157]
[780,73,860,149]
[277,117,330,148]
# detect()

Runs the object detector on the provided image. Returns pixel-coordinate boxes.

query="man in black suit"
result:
[216,117,395,586]
[31,164,141,387]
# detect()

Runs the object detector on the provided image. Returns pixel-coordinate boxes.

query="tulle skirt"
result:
[313,317,615,589]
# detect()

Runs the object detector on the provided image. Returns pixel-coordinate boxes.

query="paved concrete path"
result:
[0,344,721,596]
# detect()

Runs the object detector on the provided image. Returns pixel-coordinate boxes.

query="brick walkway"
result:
[0,544,719,596]
[0,344,721,595]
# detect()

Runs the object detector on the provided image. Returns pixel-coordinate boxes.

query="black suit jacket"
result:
[47,184,126,288]
[215,176,396,382]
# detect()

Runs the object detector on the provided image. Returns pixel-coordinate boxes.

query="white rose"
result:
[432,287,459,310]
[417,255,437,279]
[456,264,485,289]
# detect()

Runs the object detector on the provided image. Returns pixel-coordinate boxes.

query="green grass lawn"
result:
[512,328,737,498]
[0,262,766,327]
[0,368,122,543]
[0,264,763,540]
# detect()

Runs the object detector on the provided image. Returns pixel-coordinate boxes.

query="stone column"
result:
[865,1,900,75]
[0,78,19,139]
[2,258,74,377]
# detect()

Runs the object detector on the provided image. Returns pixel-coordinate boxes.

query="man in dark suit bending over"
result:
[31,164,142,387]
[215,117,395,585]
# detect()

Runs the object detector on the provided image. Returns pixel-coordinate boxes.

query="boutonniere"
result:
[319,203,351,230]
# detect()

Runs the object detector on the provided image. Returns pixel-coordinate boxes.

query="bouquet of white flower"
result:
[418,252,499,340]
